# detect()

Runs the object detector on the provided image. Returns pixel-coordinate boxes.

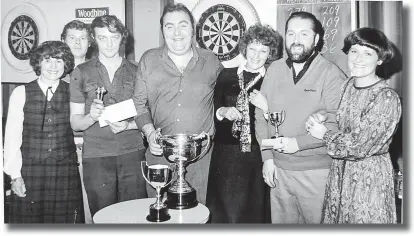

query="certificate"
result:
[98,99,137,127]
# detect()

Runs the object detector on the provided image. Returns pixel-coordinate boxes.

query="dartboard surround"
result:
[8,15,39,60]
[196,4,246,61]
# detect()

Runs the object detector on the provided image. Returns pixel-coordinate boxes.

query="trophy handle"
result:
[165,165,175,187]
[192,132,210,163]
[281,110,286,123]
[141,161,153,188]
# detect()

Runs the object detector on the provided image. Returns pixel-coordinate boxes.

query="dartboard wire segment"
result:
[8,15,39,60]
[196,4,246,61]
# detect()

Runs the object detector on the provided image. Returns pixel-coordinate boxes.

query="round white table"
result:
[93,198,210,224]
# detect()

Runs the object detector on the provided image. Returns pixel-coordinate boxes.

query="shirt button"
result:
[178,104,181,106]
[47,105,51,109]
[176,119,180,122]
[179,89,183,92]
[48,119,52,122]
[48,134,52,138]
[48,149,52,152]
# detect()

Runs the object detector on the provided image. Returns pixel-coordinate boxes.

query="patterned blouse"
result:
[321,77,401,224]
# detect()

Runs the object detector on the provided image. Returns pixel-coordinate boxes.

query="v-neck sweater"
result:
[255,54,347,170]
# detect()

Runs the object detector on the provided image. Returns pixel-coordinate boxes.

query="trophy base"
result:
[146,207,171,222]
[166,190,198,209]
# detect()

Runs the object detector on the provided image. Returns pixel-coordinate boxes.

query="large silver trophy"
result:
[141,162,173,222]
[269,110,286,138]
[156,132,210,209]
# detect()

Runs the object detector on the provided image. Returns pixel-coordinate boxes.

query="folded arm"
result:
[324,89,401,161]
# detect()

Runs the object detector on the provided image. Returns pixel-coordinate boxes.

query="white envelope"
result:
[98,99,137,127]
[261,139,278,150]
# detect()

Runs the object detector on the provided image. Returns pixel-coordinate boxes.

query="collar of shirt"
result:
[37,79,59,100]
[93,57,128,69]
[286,51,318,84]
[237,58,266,77]
[160,43,201,62]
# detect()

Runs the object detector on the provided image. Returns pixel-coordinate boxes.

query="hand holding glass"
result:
[269,110,286,139]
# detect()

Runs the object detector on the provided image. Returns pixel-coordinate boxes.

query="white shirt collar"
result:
[237,58,266,77]
[37,79,59,100]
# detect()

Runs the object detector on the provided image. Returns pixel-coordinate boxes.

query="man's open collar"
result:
[160,43,202,61]
[285,50,318,68]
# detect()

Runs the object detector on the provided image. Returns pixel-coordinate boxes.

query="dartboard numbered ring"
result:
[196,4,246,62]
[8,15,39,60]
[1,3,48,73]
[192,0,260,68]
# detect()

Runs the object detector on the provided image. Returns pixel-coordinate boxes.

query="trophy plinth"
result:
[141,162,173,222]
[157,132,210,209]
[147,207,170,222]
[269,110,286,139]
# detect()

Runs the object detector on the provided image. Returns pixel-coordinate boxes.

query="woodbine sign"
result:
[75,7,109,23]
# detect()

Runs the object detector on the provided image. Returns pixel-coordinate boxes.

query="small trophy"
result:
[141,161,174,222]
[269,110,286,139]
[95,87,107,101]
[157,132,210,209]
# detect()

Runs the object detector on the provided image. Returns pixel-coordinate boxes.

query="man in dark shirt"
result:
[69,15,147,216]
[133,3,223,205]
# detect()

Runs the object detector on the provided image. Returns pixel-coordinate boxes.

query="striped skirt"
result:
[8,152,84,223]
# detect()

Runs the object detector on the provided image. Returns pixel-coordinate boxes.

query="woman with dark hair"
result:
[206,24,283,223]
[3,41,84,223]
[306,27,401,223]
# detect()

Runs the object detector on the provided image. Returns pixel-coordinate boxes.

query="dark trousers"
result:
[82,149,147,217]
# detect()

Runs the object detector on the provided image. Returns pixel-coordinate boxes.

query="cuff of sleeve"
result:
[10,172,22,180]
[296,135,322,150]
[323,130,334,143]
[263,111,269,121]
[135,113,153,131]
[216,108,224,121]
[261,150,273,162]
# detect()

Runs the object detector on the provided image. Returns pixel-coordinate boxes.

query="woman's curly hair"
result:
[29,41,74,78]
[238,24,283,63]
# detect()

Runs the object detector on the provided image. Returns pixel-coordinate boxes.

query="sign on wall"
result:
[75,7,109,24]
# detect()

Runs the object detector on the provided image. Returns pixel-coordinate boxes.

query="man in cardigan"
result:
[255,11,346,223]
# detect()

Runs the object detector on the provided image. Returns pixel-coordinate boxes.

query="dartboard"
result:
[196,4,246,61]
[8,15,39,60]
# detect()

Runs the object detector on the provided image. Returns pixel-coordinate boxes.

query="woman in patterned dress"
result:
[4,41,84,223]
[206,24,283,223]
[305,28,401,224]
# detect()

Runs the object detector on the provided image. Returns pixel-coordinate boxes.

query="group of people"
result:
[3,3,401,224]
